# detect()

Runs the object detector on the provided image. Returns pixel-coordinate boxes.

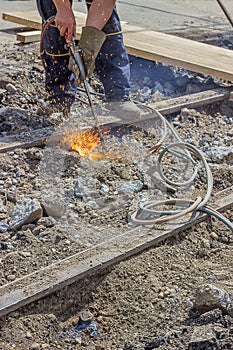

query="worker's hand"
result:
[69,26,106,84]
[55,6,76,42]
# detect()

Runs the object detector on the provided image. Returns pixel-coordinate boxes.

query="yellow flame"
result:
[63,128,101,158]
[88,153,104,161]
[62,127,122,161]
[89,152,122,162]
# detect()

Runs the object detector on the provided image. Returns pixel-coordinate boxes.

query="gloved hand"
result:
[68,26,106,84]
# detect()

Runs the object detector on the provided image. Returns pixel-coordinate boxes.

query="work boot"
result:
[104,99,142,122]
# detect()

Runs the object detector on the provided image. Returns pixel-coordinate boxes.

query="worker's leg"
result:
[36,0,76,111]
[85,1,141,119]
[85,1,131,101]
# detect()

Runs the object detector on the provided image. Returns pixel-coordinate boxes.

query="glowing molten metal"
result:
[63,127,121,161]
[63,128,101,158]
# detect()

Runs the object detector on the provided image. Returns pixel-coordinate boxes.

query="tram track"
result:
[0,185,232,319]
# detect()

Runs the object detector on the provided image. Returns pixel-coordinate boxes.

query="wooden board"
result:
[15,20,128,43]
[0,186,232,318]
[3,11,233,81]
[2,11,43,30]
[16,30,41,43]
[2,10,85,33]
[123,26,233,82]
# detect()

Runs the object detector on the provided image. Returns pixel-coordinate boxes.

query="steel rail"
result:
[0,186,232,319]
[0,88,231,154]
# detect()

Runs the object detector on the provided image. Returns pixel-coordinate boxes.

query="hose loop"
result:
[40,16,56,69]
[130,106,232,231]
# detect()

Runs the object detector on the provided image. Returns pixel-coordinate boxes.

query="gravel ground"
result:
[0,23,233,350]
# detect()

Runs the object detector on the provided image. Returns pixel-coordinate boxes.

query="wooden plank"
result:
[123,30,233,81]
[2,11,42,30]
[16,20,128,43]
[0,186,232,318]
[2,10,86,33]
[3,11,233,81]
[16,30,41,43]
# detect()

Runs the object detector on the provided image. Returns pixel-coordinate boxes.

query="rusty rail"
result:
[0,88,231,154]
[0,186,232,319]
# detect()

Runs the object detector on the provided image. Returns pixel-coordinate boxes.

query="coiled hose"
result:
[130,105,233,231]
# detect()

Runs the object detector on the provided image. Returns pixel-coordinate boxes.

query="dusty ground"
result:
[0,11,233,350]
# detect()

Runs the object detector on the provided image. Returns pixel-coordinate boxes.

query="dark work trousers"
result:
[36,0,131,107]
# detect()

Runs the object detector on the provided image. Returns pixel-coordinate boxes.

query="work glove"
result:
[68,26,106,84]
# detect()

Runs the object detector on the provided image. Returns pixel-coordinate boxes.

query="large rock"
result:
[9,198,43,230]
[193,284,231,314]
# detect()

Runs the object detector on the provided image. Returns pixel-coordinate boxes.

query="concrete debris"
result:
[197,309,223,325]
[7,274,16,281]
[75,317,100,337]
[204,145,233,164]
[193,284,232,314]
[58,312,100,340]
[0,88,6,97]
[0,106,9,116]
[9,198,43,230]
[5,83,17,93]
[0,200,7,214]
[85,200,99,210]
[118,180,143,194]
[79,310,94,323]
[0,222,9,233]
[188,325,218,350]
